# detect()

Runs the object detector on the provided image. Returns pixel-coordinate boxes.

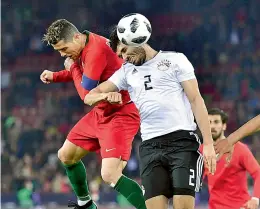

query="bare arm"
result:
[182,78,216,174]
[84,81,119,106]
[182,79,213,145]
[228,115,260,145]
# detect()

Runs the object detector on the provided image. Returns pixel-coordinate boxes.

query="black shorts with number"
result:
[139,130,203,200]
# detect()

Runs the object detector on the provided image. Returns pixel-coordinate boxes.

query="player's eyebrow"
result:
[121,47,127,53]
[117,47,126,58]
[56,47,67,51]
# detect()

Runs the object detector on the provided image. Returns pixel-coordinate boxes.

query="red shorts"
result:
[67,102,140,161]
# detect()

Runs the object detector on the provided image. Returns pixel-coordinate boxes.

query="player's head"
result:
[42,19,83,60]
[208,108,229,141]
[109,26,146,66]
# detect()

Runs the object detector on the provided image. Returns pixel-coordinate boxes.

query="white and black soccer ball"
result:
[117,13,152,47]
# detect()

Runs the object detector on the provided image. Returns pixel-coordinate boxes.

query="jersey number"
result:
[144,75,153,90]
[189,169,195,186]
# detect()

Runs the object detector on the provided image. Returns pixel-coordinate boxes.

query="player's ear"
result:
[73,33,81,43]
[223,123,227,131]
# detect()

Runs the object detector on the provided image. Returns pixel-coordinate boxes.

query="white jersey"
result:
[109,51,197,141]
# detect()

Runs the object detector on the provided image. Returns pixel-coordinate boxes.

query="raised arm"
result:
[215,115,260,159]
[228,115,260,145]
[84,81,119,106]
[84,65,128,106]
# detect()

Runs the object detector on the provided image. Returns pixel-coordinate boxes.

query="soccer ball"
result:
[117,13,152,47]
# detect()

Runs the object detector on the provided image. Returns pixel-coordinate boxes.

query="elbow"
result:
[190,94,204,106]
[83,95,93,106]
[252,168,260,182]
[255,169,260,179]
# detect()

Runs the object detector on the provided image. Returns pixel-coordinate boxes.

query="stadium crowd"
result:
[2,0,260,207]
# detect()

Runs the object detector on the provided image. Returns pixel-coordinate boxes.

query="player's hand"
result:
[64,57,75,71]
[40,70,54,84]
[203,142,216,175]
[105,92,122,104]
[243,198,259,209]
[214,138,233,162]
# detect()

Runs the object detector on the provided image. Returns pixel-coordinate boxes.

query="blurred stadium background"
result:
[1,0,260,208]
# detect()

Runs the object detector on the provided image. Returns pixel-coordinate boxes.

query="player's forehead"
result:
[208,114,221,121]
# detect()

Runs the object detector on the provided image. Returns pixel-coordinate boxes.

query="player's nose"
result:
[59,51,66,57]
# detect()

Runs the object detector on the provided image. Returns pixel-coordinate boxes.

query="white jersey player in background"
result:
[83,27,216,209]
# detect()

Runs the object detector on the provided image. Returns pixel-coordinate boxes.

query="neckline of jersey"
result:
[80,31,91,61]
[142,50,162,66]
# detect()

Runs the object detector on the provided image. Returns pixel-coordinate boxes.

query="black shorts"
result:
[139,130,203,200]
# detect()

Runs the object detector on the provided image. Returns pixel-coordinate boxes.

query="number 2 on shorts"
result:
[189,168,195,186]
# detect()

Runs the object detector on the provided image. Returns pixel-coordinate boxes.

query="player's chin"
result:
[134,59,144,66]
[212,135,219,141]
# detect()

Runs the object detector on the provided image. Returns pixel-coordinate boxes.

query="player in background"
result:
[41,19,147,209]
[202,108,260,209]
[84,27,216,209]
[215,114,260,159]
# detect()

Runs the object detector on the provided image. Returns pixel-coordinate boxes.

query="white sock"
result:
[78,199,91,206]
[77,195,91,206]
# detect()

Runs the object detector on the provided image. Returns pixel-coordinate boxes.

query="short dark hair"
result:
[42,19,79,45]
[109,25,120,52]
[208,108,229,124]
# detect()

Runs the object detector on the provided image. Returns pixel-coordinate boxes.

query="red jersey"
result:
[52,31,130,108]
[202,142,260,209]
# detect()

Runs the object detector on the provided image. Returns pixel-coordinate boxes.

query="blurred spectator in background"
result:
[1,0,260,208]
[17,181,33,209]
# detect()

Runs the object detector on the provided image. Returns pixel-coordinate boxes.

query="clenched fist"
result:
[40,70,54,84]
[105,92,122,104]
[64,57,75,71]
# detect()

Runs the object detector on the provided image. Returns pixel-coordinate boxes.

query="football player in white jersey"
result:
[83,27,216,209]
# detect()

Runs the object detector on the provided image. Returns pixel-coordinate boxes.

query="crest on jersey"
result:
[157,59,171,71]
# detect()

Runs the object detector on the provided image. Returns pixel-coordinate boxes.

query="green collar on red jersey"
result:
[82,30,90,45]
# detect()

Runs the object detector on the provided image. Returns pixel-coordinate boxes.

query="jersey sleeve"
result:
[70,49,107,100]
[175,53,196,82]
[239,144,260,198]
[81,50,107,90]
[53,70,73,82]
[108,65,128,91]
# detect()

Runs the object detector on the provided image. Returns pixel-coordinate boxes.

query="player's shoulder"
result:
[87,32,110,49]
[160,51,187,59]
[233,142,252,158]
[159,51,190,66]
[235,142,250,151]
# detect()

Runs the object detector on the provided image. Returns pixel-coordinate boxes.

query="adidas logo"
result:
[132,68,138,74]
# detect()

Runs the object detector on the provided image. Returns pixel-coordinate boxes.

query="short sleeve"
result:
[81,49,107,91]
[83,50,107,80]
[176,53,196,82]
[108,65,128,91]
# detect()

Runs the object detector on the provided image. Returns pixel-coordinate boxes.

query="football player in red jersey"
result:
[201,108,260,209]
[40,19,146,209]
